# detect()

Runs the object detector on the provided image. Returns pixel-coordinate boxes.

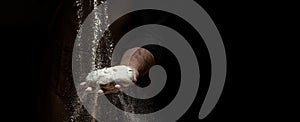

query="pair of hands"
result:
[80,65,138,95]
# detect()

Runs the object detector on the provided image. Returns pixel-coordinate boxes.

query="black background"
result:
[0,0,293,121]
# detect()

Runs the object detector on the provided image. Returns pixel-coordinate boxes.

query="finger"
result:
[97,89,104,95]
[114,84,121,88]
[80,82,87,88]
[85,87,93,92]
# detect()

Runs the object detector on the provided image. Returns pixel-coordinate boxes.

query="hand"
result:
[80,65,137,95]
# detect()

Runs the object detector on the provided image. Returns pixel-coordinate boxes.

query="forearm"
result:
[120,47,155,81]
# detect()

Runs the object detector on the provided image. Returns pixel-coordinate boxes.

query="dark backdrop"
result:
[0,0,287,122]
